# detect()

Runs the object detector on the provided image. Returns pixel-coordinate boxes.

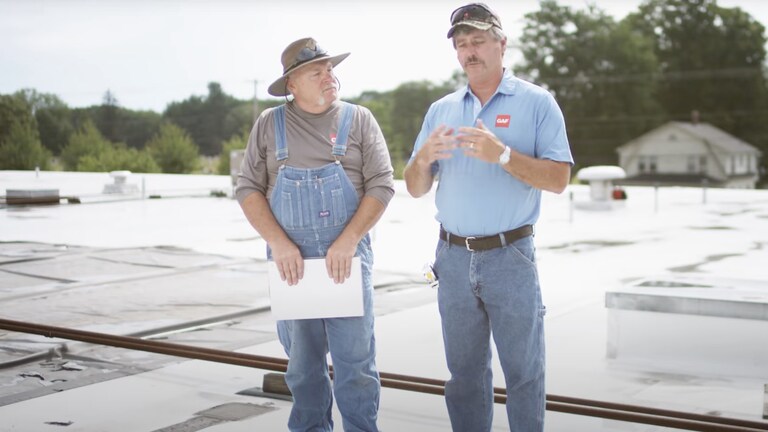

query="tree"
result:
[389,81,455,163]
[60,120,112,171]
[627,0,767,116]
[626,0,768,170]
[117,109,162,150]
[0,120,51,170]
[223,103,254,143]
[201,82,228,155]
[96,90,120,143]
[517,0,661,166]
[163,82,241,156]
[217,130,248,175]
[15,89,73,155]
[60,118,160,173]
[353,91,399,175]
[0,93,36,144]
[351,80,456,179]
[76,143,159,173]
[353,90,393,144]
[90,91,163,150]
[146,122,200,173]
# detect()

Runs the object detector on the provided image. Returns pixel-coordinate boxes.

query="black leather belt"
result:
[439,225,533,251]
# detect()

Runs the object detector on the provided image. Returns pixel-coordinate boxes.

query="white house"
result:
[616,121,763,189]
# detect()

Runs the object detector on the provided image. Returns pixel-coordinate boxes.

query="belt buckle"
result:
[464,236,476,251]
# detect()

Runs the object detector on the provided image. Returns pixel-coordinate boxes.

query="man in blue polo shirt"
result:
[403,3,573,431]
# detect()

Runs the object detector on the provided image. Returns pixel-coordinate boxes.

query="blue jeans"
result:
[270,161,380,432]
[433,235,546,432]
[276,235,379,432]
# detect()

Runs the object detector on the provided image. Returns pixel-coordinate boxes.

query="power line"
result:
[527,66,764,85]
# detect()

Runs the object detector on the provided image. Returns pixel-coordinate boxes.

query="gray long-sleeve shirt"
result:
[235,101,394,207]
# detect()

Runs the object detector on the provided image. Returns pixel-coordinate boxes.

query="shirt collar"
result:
[460,68,517,100]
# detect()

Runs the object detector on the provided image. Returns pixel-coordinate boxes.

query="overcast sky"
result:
[2,0,767,112]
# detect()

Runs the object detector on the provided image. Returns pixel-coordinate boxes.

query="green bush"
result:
[0,121,51,170]
[76,143,159,173]
[217,131,248,175]
[60,120,111,171]
[146,122,200,173]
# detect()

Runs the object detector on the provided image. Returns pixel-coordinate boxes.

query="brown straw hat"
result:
[267,37,350,97]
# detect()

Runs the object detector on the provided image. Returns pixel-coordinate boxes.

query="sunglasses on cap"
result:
[285,44,329,74]
[449,3,501,28]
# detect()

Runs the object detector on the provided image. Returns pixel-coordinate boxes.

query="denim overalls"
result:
[269,103,379,432]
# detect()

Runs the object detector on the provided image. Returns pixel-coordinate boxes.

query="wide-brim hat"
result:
[447,3,503,38]
[267,37,350,97]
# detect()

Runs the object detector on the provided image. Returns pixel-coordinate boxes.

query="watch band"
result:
[498,146,511,165]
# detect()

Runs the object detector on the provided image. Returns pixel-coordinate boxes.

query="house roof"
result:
[673,121,762,154]
[617,121,763,155]
[619,173,722,186]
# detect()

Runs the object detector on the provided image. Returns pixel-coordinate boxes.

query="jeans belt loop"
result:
[464,236,476,251]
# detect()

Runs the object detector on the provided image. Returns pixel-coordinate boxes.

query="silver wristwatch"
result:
[498,146,511,165]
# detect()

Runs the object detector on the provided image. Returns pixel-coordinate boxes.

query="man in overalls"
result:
[235,37,394,432]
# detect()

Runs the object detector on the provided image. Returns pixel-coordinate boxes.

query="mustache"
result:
[464,56,482,67]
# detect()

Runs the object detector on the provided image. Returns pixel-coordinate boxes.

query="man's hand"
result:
[456,119,506,164]
[414,125,457,167]
[456,119,571,193]
[271,238,303,286]
[326,234,357,284]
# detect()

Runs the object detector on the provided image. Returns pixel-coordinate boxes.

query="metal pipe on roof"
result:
[546,394,768,431]
[0,318,287,372]
[1,318,767,432]
[381,372,768,430]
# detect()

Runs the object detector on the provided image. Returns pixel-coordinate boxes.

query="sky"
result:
[2,0,768,113]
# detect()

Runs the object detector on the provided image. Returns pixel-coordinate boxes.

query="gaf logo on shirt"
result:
[495,114,511,128]
[330,133,337,143]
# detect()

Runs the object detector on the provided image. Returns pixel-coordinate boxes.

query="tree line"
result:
[1,0,766,185]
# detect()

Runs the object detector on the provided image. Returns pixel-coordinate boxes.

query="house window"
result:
[700,156,707,175]
[638,156,657,174]
[687,156,696,173]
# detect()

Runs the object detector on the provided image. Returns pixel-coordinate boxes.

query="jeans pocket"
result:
[432,240,449,282]
[280,191,296,229]
[506,238,537,267]
[356,237,373,267]
[434,240,449,262]
[331,188,348,226]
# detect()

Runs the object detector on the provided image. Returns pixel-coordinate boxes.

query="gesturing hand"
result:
[456,119,506,164]
[415,125,458,167]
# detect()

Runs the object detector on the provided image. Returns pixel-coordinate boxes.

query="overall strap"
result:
[275,103,354,161]
[332,102,355,157]
[273,105,288,161]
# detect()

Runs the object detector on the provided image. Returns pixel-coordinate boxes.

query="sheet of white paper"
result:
[267,257,363,320]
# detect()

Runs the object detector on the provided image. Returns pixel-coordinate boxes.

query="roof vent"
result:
[691,110,700,124]
[103,171,139,194]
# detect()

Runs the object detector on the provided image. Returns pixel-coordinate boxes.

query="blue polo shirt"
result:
[411,70,573,237]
